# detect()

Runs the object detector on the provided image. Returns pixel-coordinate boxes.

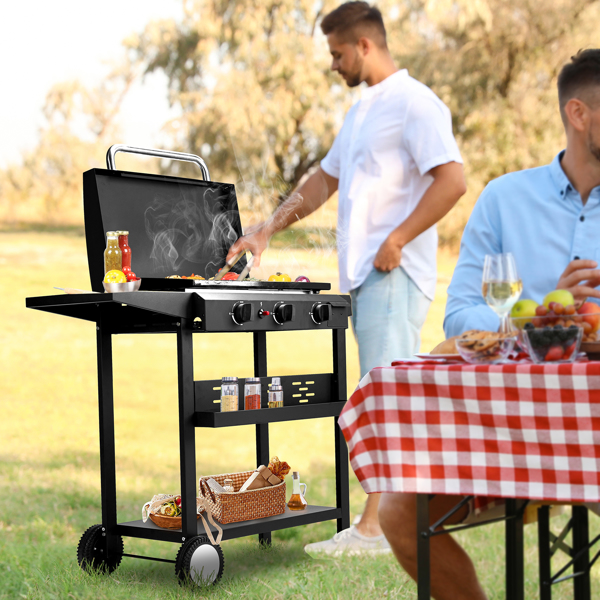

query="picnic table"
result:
[339,359,600,599]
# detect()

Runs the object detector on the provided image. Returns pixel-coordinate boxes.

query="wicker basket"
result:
[149,512,200,529]
[198,470,286,524]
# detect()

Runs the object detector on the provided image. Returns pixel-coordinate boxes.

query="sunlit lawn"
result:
[1,231,597,599]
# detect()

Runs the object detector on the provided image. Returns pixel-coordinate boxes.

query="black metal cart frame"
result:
[27,292,351,569]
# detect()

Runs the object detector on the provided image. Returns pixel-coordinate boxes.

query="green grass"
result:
[2,232,598,599]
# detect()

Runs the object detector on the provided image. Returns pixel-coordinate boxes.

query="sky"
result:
[0,0,184,168]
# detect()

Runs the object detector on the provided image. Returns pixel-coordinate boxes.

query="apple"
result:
[510,299,539,326]
[577,302,600,332]
[543,289,575,309]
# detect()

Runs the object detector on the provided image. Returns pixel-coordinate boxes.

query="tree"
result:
[384,0,600,244]
[0,62,136,224]
[3,0,600,246]
[127,0,350,213]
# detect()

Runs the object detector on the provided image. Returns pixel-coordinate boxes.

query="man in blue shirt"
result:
[379,50,600,600]
[445,50,600,338]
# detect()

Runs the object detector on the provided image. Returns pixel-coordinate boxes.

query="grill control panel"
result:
[190,291,351,332]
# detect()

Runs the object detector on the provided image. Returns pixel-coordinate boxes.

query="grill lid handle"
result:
[106,144,210,180]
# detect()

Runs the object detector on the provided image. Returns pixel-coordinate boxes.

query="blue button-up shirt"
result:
[444,151,600,337]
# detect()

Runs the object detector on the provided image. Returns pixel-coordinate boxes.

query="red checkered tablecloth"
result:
[338,361,600,508]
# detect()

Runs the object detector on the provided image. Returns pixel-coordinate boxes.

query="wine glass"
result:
[482,253,523,333]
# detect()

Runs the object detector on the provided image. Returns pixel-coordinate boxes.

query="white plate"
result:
[413,353,465,361]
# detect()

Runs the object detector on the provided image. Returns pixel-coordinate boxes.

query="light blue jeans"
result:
[350,268,431,378]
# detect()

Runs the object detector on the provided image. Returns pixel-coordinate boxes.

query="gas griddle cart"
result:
[26,146,351,587]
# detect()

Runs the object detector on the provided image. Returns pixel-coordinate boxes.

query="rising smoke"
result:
[144,184,240,277]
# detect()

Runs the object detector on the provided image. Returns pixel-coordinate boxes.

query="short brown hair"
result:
[321,2,387,48]
[558,49,600,122]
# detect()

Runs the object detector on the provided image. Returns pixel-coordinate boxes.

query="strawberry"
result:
[545,345,564,361]
[563,341,577,359]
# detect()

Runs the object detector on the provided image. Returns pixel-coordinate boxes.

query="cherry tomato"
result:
[126,271,137,282]
[175,497,182,507]
[222,272,239,281]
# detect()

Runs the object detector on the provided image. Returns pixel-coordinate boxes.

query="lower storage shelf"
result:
[116,505,341,543]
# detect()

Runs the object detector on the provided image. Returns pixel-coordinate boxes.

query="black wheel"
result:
[175,536,224,586]
[77,524,123,574]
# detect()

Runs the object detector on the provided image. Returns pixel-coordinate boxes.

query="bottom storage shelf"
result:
[116,504,342,543]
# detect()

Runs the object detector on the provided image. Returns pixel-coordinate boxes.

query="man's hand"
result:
[373,233,402,272]
[556,259,600,306]
[226,226,270,268]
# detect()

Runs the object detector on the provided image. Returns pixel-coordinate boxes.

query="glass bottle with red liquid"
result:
[117,231,132,274]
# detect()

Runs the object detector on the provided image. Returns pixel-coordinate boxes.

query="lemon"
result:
[104,270,127,283]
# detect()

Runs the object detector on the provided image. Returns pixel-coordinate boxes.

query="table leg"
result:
[538,505,552,600]
[416,494,430,600]
[506,498,525,600]
[572,505,590,600]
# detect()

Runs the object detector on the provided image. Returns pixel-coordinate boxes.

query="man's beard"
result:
[340,54,363,88]
[588,128,600,163]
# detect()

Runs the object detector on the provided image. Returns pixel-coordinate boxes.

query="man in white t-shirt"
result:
[226,1,466,557]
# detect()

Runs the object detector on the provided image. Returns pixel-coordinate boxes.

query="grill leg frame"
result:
[332,328,350,533]
[96,316,121,563]
[253,331,271,546]
[177,318,198,542]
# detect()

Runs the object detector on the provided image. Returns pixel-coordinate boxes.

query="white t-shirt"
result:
[321,69,463,299]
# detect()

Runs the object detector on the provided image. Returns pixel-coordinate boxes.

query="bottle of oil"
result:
[104,231,122,274]
[287,471,307,511]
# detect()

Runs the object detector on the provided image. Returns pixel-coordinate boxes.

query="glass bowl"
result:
[102,278,142,293]
[455,335,517,364]
[519,325,582,363]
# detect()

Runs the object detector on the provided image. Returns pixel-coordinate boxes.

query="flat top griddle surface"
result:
[139,278,330,292]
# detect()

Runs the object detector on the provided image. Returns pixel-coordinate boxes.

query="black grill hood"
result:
[83,168,245,292]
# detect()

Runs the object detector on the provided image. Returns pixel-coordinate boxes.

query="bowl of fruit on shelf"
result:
[510,290,600,362]
[102,269,141,293]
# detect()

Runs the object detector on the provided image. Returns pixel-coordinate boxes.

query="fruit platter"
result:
[511,289,600,362]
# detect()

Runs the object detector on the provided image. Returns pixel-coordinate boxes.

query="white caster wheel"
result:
[175,536,224,586]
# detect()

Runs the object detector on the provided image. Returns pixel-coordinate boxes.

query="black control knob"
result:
[273,302,295,325]
[231,301,254,325]
[311,302,332,324]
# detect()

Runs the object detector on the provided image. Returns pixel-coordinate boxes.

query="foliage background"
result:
[2,0,599,247]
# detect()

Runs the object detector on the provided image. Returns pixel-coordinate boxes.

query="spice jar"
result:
[244,377,261,410]
[104,231,122,274]
[268,376,283,408]
[220,377,239,412]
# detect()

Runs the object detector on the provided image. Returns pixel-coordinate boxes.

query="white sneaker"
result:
[304,526,392,557]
